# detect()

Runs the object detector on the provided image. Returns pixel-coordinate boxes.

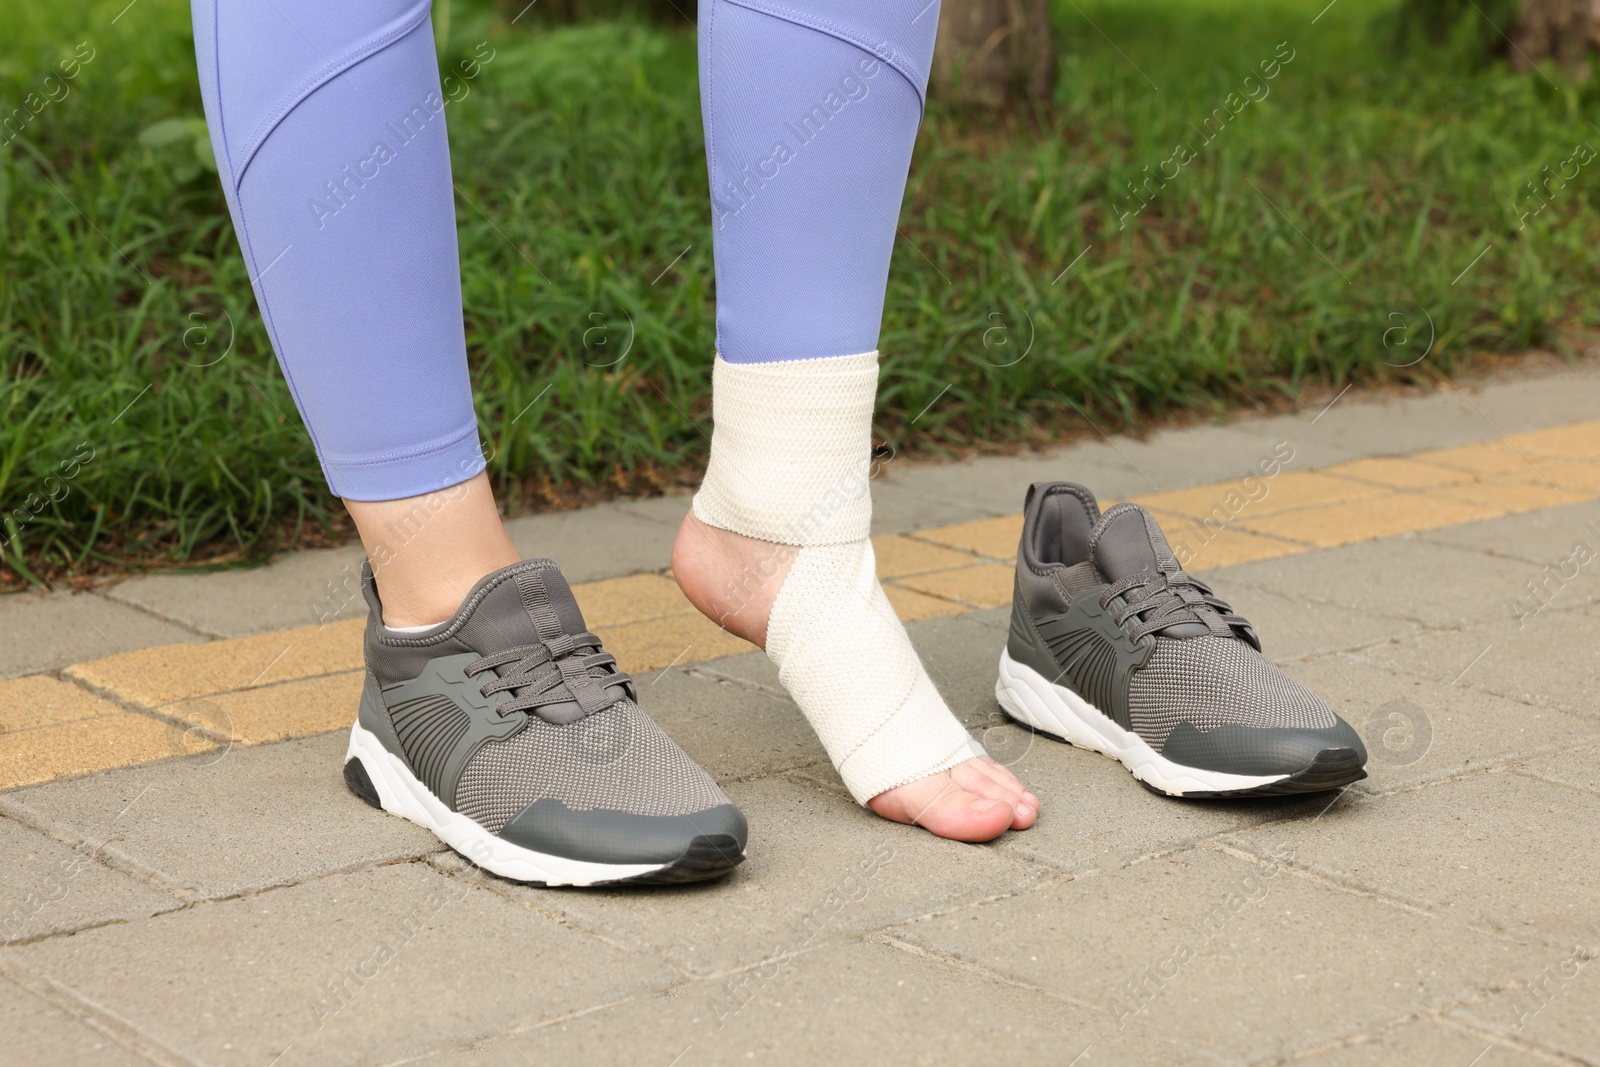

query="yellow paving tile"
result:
[1489,458,1600,495]
[871,535,979,578]
[1132,471,1383,522]
[1505,421,1600,460]
[896,564,1014,609]
[1432,481,1589,516]
[1164,525,1305,571]
[573,574,694,629]
[600,612,754,673]
[884,584,970,622]
[0,675,126,732]
[1,718,214,790]
[64,619,365,708]
[1238,493,1501,548]
[164,671,364,746]
[1321,456,1478,490]
[1411,441,1541,476]
[912,515,1022,560]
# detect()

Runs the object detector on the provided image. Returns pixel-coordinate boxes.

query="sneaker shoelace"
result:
[1097,565,1251,642]
[466,569,634,719]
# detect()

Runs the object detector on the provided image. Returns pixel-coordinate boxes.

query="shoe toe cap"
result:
[498,797,748,868]
[1159,716,1368,778]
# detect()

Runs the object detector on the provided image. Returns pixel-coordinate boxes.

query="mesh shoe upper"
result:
[361,559,734,827]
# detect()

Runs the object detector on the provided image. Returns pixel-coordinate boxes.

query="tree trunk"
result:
[931,0,1058,109]
[1508,0,1593,73]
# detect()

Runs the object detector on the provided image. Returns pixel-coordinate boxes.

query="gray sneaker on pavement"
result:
[344,558,748,886]
[997,482,1367,797]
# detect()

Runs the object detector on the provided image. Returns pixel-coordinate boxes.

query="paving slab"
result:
[0,733,439,900]
[1223,774,1600,948]
[0,972,153,1067]
[1419,498,1600,571]
[1208,536,1537,630]
[1356,608,1600,717]
[503,498,680,581]
[408,937,1204,1067]
[2,862,678,1067]
[635,668,829,781]
[1447,943,1600,1067]
[1280,655,1600,795]
[103,544,367,638]
[983,724,1300,875]
[888,846,1541,1064]
[0,590,200,681]
[0,816,181,945]
[464,775,1048,978]
[1288,1017,1548,1066]
[1199,579,1423,663]
[1512,743,1600,795]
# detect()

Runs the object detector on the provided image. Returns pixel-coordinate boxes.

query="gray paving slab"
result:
[1280,655,1600,795]
[1447,944,1600,1067]
[1419,498,1600,570]
[1223,774,1600,948]
[2,861,678,1067]
[102,544,368,637]
[1355,607,1600,717]
[981,723,1300,875]
[458,775,1048,979]
[1287,1018,1544,1066]
[0,590,201,680]
[1512,743,1600,795]
[1208,537,1536,631]
[504,498,680,582]
[888,846,1541,1064]
[0,816,181,945]
[0,972,154,1067]
[0,733,439,900]
[1267,364,1600,460]
[1205,578,1423,664]
[408,937,1205,1067]
[638,668,829,782]
[868,476,1009,533]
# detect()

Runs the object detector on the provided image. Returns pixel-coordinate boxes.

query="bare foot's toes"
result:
[951,757,1039,830]
[867,758,1038,841]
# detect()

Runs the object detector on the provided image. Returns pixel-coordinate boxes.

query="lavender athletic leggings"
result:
[192,0,939,500]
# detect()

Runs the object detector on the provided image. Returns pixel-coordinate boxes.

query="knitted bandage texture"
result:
[693,352,983,802]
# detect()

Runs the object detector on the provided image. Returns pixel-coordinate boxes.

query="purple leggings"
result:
[193,0,938,499]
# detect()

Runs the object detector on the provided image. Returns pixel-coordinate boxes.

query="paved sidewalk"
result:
[5,362,1600,1065]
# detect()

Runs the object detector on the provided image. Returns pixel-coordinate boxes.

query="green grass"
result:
[2,0,1598,584]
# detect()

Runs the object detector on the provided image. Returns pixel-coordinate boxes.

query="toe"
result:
[867,767,1022,843]
[951,758,1038,830]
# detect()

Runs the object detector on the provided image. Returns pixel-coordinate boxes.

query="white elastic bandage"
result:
[693,351,984,803]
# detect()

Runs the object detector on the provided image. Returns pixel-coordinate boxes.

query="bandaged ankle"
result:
[693,351,984,803]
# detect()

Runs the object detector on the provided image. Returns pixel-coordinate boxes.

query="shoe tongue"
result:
[1089,503,1179,583]
[456,560,589,654]
[1089,503,1212,639]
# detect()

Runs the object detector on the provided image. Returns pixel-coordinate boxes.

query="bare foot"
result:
[672,511,1040,842]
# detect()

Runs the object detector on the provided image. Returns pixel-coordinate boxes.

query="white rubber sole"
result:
[344,720,667,887]
[994,649,1288,796]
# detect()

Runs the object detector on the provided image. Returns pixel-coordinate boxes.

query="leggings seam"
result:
[718,0,930,118]
[706,0,720,355]
[231,0,433,190]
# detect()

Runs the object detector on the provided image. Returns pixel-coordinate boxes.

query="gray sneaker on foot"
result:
[997,482,1366,797]
[344,558,747,886]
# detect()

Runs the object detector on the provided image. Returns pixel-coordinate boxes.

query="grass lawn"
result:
[2,0,1598,584]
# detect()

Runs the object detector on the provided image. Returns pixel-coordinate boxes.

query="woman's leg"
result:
[192,1,748,886]
[675,0,1039,841]
[191,0,517,623]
